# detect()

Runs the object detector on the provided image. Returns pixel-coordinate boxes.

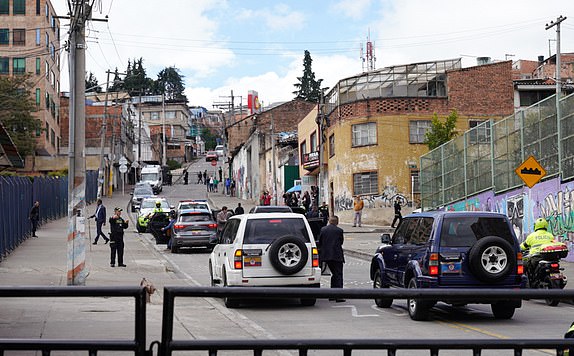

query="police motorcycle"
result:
[523,241,568,306]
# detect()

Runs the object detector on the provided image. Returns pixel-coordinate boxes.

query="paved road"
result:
[1,157,574,356]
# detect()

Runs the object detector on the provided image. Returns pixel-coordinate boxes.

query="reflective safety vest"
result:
[565,322,574,355]
[520,229,555,255]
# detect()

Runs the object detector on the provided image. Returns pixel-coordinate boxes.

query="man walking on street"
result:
[234,203,244,215]
[318,215,345,302]
[353,196,363,227]
[109,207,128,267]
[391,198,402,228]
[29,201,40,237]
[197,171,203,184]
[89,199,109,244]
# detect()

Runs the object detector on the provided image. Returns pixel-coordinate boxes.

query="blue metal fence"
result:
[0,171,98,260]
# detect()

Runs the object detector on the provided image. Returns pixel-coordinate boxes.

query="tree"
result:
[424,110,459,150]
[293,50,325,102]
[201,127,218,150]
[0,75,42,156]
[153,66,187,102]
[85,72,102,93]
[113,58,153,95]
[108,68,124,92]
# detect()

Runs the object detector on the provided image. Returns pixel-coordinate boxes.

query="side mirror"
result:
[170,205,175,209]
[380,233,392,244]
[130,192,134,196]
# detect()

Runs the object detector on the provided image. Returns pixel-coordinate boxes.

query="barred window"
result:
[409,120,431,143]
[353,171,378,195]
[352,122,376,147]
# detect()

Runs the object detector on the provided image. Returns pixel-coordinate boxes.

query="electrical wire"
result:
[106,22,123,65]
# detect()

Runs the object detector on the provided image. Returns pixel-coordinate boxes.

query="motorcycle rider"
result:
[520,217,555,278]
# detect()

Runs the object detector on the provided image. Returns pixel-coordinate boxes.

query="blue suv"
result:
[370,211,526,321]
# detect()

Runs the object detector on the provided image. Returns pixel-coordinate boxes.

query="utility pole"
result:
[66,0,90,285]
[138,90,142,172]
[271,113,278,205]
[162,92,167,166]
[546,15,566,177]
[97,70,112,199]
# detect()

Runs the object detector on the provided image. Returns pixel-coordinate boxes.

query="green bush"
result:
[166,160,181,170]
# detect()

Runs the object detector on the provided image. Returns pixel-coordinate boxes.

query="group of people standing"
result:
[196,168,236,196]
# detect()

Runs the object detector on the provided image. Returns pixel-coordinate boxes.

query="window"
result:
[409,120,431,144]
[50,129,55,146]
[45,32,48,48]
[35,28,40,45]
[36,0,40,15]
[329,134,335,158]
[310,131,317,152]
[468,119,491,144]
[50,70,55,87]
[0,57,8,74]
[45,123,49,139]
[0,0,8,14]
[35,58,40,74]
[45,61,49,78]
[150,112,159,120]
[300,141,306,162]
[352,122,376,147]
[35,88,41,107]
[45,92,49,109]
[410,217,434,245]
[353,171,378,195]
[13,29,26,46]
[49,43,55,59]
[13,58,25,74]
[0,29,8,45]
[13,0,25,14]
[165,111,176,119]
[45,3,48,18]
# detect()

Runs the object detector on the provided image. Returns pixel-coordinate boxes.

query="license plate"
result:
[243,257,261,267]
[441,262,461,274]
[550,273,563,280]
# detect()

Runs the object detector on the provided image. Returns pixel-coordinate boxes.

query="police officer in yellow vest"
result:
[520,217,555,278]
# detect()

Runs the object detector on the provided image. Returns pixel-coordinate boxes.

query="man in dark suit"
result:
[318,215,346,302]
[90,199,109,245]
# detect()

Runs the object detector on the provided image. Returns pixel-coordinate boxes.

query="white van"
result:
[215,145,224,157]
[140,165,163,194]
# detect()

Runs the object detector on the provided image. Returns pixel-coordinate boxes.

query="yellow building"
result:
[303,59,514,225]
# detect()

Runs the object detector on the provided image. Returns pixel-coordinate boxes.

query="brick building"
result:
[227,100,315,201]
[315,59,514,225]
[0,0,61,163]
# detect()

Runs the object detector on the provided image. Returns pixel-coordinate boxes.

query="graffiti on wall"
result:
[446,178,574,261]
[334,185,408,212]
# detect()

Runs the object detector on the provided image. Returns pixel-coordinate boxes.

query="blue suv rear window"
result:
[244,218,310,244]
[440,216,515,247]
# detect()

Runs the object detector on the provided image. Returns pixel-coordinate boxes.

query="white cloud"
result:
[331,0,373,20]
[237,4,306,31]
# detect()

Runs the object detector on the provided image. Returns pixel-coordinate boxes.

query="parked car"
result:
[170,209,218,253]
[209,212,321,308]
[130,183,154,212]
[248,205,292,213]
[205,151,218,162]
[177,200,211,213]
[370,211,526,321]
[215,145,224,157]
[136,198,171,233]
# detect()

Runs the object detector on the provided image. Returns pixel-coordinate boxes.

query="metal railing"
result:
[0,286,147,356]
[2,286,574,355]
[160,287,574,356]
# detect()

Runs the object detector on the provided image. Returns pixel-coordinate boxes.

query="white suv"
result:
[209,213,321,307]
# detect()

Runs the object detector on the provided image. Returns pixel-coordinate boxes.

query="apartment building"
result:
[0,0,61,162]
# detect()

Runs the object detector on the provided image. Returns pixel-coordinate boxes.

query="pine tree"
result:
[293,50,325,102]
[85,72,101,93]
[154,66,187,102]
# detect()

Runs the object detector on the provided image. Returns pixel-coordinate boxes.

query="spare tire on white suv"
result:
[209,212,322,308]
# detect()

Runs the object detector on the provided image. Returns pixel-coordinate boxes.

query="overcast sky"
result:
[53,0,574,109]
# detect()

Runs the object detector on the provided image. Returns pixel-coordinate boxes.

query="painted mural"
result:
[334,185,409,212]
[445,178,574,262]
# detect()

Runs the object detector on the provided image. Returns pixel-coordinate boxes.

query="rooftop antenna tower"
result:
[360,29,376,72]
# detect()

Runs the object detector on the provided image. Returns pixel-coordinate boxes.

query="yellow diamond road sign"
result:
[515,156,546,188]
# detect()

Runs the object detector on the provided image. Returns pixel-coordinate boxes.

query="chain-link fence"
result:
[421,92,574,209]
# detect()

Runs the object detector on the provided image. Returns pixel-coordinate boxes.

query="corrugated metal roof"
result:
[0,122,24,168]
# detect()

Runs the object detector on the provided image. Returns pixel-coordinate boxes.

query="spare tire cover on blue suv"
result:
[467,235,516,283]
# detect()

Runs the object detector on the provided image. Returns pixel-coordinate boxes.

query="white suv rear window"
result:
[244,218,310,244]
